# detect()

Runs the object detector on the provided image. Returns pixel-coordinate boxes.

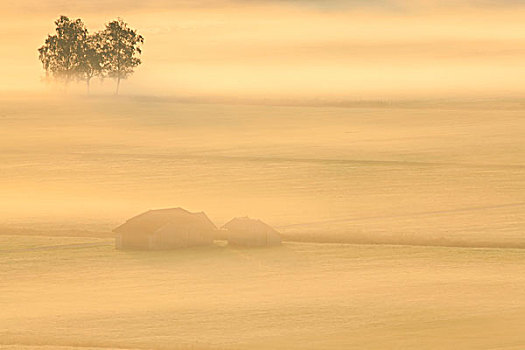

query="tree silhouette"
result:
[38,16,144,95]
[78,33,104,94]
[99,19,144,95]
[38,16,88,87]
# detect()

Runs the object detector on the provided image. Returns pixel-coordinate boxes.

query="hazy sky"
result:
[2,0,525,98]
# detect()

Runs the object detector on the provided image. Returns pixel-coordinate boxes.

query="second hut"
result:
[223,217,282,247]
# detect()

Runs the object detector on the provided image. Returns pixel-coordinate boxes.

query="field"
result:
[1,95,524,246]
[1,95,525,349]
[2,235,525,349]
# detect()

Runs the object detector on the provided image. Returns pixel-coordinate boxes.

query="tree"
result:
[99,18,144,95]
[38,16,88,87]
[78,33,104,94]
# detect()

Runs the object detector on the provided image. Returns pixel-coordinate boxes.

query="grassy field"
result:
[1,94,524,247]
[1,234,525,349]
[1,95,525,349]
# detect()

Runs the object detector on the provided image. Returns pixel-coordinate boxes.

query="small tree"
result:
[38,16,88,86]
[100,18,144,95]
[78,33,104,94]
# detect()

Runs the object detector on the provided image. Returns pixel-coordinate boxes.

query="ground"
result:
[1,95,524,246]
[1,95,524,349]
[1,235,525,349]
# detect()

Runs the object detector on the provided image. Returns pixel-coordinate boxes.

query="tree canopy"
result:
[38,16,144,95]
[38,16,89,85]
[100,19,144,95]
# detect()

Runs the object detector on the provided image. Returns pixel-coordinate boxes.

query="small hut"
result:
[223,217,282,247]
[114,208,217,250]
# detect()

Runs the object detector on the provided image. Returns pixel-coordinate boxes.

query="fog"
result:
[3,0,525,98]
[1,95,524,248]
[2,1,525,349]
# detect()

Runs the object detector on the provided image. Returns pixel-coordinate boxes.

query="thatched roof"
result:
[114,208,217,235]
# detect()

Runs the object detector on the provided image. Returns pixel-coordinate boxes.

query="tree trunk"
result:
[86,78,91,95]
[116,76,121,95]
[65,75,70,95]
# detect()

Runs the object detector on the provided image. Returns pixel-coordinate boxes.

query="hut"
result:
[223,217,282,247]
[114,208,217,250]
